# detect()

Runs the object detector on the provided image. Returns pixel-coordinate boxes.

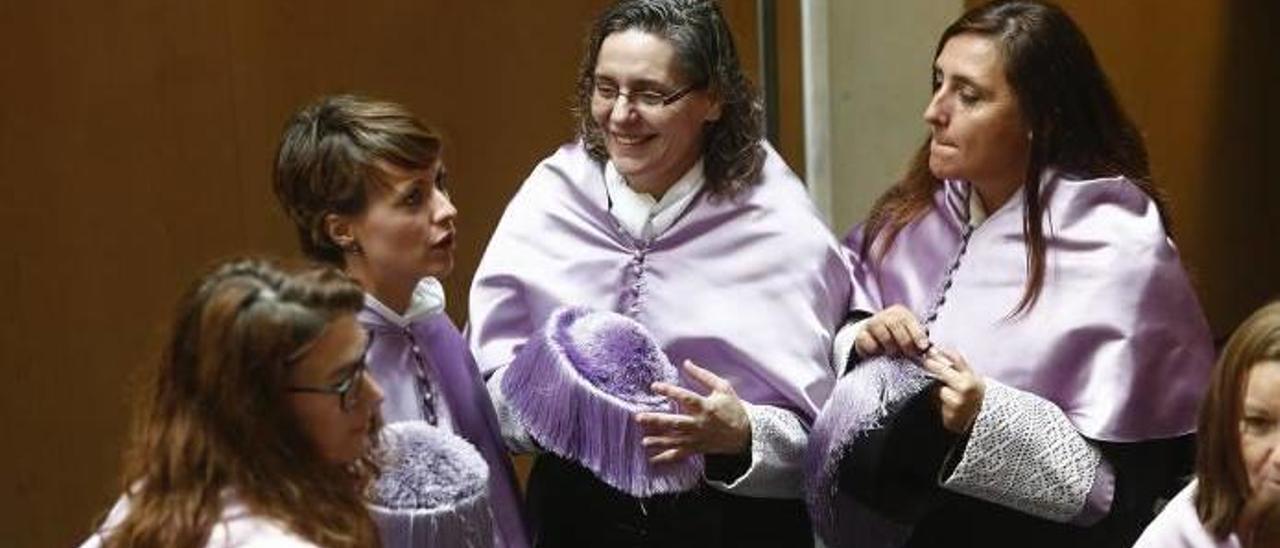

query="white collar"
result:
[967,188,988,227]
[364,277,446,328]
[604,158,705,241]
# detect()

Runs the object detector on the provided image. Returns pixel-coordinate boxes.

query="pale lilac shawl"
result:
[469,142,852,420]
[845,171,1215,441]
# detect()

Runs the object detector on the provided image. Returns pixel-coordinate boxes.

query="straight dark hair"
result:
[861,0,1169,315]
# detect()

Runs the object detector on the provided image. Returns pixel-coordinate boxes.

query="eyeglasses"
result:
[287,356,368,413]
[592,80,699,110]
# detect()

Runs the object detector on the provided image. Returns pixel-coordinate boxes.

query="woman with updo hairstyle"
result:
[82,259,385,547]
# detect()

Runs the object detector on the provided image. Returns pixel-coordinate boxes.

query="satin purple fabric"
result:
[369,421,496,548]
[358,307,530,548]
[500,306,704,497]
[806,351,934,545]
[845,171,1215,442]
[469,141,852,422]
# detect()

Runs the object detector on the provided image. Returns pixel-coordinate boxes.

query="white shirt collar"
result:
[967,188,988,227]
[363,277,446,328]
[964,168,1053,227]
[604,158,705,241]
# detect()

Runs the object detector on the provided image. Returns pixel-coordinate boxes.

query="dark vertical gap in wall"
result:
[1201,0,1280,338]
[757,0,780,148]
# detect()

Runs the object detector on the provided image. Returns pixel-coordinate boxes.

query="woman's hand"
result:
[855,304,930,359]
[635,360,751,464]
[921,348,985,434]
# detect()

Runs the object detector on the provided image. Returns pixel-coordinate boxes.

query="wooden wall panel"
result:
[0,1,773,545]
[775,0,805,178]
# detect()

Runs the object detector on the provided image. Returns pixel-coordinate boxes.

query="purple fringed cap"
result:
[501,306,704,497]
[368,421,495,548]
[804,356,934,548]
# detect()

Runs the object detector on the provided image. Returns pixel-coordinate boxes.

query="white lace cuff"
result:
[705,403,808,499]
[940,379,1105,522]
[832,317,871,376]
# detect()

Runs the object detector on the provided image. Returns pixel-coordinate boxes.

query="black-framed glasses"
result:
[592,81,700,109]
[286,357,368,413]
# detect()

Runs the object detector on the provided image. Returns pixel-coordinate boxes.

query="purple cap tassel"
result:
[501,306,704,497]
[368,421,496,548]
[804,356,931,547]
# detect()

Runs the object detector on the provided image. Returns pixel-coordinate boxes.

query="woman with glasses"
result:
[468,0,850,546]
[1135,301,1280,548]
[82,259,385,547]
[272,95,529,547]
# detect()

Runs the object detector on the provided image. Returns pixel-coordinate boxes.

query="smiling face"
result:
[590,29,721,196]
[1241,361,1280,493]
[924,33,1031,207]
[287,314,384,465]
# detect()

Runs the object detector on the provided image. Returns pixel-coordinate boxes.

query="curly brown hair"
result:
[573,0,764,196]
[99,259,381,547]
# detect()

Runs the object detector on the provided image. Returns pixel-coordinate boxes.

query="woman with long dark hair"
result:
[810,2,1215,546]
[82,259,384,547]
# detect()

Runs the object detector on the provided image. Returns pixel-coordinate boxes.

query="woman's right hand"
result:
[853,304,931,359]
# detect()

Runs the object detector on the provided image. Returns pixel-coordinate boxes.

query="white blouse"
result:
[81,491,316,548]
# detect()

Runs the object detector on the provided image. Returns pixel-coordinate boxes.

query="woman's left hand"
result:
[635,360,751,464]
[921,348,985,434]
